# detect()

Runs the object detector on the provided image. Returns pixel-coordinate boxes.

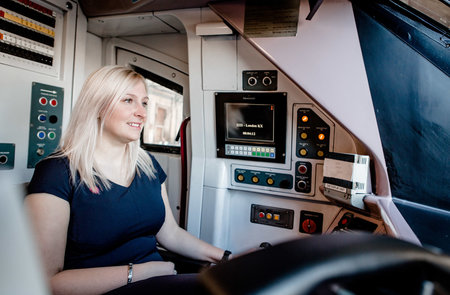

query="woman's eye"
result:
[142,101,148,108]
[123,98,132,103]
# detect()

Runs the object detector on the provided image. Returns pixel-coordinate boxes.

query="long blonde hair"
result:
[57,65,156,190]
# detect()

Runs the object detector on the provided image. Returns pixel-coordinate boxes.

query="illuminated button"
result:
[298,164,307,174]
[317,150,324,157]
[300,132,308,139]
[301,115,309,123]
[299,148,308,156]
[37,131,46,139]
[251,176,259,183]
[266,213,273,220]
[49,99,58,107]
[47,131,56,140]
[39,97,47,105]
[266,178,274,185]
[318,133,325,141]
[237,174,245,182]
[37,114,47,122]
[273,214,280,221]
[258,212,265,218]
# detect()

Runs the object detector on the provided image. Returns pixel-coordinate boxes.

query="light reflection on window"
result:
[143,79,183,147]
[398,0,449,29]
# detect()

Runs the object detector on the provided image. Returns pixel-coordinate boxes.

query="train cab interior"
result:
[0,0,449,294]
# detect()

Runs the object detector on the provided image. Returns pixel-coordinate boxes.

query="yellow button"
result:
[251,176,259,183]
[300,132,308,139]
[318,133,325,141]
[237,174,245,182]
[300,148,308,156]
[273,214,280,221]
[301,115,309,123]
[317,150,324,157]
[266,213,273,220]
[266,178,274,185]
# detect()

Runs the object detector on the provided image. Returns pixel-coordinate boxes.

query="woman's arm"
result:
[25,193,175,295]
[156,184,228,263]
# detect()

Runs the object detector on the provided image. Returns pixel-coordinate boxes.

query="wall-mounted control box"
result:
[243,70,277,91]
[27,82,64,168]
[0,143,15,170]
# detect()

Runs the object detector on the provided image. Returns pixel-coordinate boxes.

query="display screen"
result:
[215,92,287,163]
[225,103,275,142]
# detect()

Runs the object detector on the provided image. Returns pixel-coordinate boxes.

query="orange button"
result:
[301,115,309,123]
[266,213,273,220]
[273,214,280,221]
[318,133,325,140]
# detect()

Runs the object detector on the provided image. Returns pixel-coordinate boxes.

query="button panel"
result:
[251,204,294,229]
[226,144,275,159]
[235,168,293,189]
[243,70,277,91]
[296,108,330,159]
[27,82,63,168]
[295,161,312,193]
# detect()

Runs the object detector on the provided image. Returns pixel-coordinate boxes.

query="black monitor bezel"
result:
[215,92,287,163]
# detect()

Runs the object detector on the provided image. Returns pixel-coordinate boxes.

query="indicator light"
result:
[318,133,325,140]
[298,165,307,174]
[301,115,308,123]
[50,99,58,107]
[300,148,308,156]
[39,97,47,105]
[300,132,308,139]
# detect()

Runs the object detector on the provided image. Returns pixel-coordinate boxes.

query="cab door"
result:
[117,48,190,225]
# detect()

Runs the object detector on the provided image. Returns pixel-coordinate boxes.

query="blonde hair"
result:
[57,65,156,190]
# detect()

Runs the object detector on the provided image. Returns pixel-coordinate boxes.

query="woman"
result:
[25,65,228,294]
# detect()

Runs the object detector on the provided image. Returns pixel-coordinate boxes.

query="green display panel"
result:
[27,82,64,168]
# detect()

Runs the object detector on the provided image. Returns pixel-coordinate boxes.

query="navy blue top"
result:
[28,154,167,270]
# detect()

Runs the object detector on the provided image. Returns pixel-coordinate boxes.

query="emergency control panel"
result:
[296,108,331,159]
[27,82,63,168]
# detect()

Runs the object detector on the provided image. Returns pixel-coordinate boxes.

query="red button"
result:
[39,97,47,105]
[50,99,58,107]
[302,219,317,234]
[258,212,265,218]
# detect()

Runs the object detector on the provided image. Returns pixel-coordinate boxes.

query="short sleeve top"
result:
[28,153,167,270]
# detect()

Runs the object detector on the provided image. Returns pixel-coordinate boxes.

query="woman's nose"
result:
[135,103,147,118]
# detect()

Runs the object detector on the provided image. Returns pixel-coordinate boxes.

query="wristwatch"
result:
[220,250,232,263]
